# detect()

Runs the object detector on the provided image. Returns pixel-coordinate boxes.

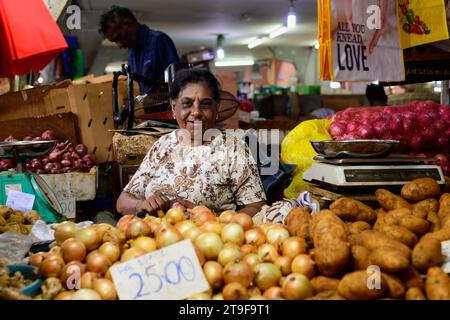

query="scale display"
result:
[344,168,442,183]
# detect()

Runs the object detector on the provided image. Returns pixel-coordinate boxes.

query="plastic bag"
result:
[281,119,332,198]
[0,233,35,264]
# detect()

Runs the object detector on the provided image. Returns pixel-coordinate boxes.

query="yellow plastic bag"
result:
[281,119,332,199]
[398,0,449,49]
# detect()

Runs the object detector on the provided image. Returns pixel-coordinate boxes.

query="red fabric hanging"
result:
[0,0,68,77]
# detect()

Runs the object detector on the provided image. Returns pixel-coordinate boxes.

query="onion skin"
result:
[75,226,101,251]
[263,286,284,300]
[98,242,121,263]
[60,238,86,263]
[54,221,78,245]
[222,282,249,300]
[54,291,75,300]
[92,278,117,300]
[253,263,282,291]
[282,273,314,300]
[60,261,86,289]
[203,261,224,290]
[195,232,224,260]
[71,289,101,300]
[231,213,254,231]
[223,260,253,287]
[221,223,245,246]
[291,254,316,279]
[282,237,307,258]
[86,252,111,275]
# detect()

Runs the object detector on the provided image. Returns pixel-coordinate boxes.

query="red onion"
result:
[50,168,61,174]
[23,136,33,141]
[32,137,42,142]
[75,144,88,157]
[63,152,72,161]
[71,151,80,159]
[61,159,72,167]
[41,157,50,165]
[36,169,46,174]
[44,163,55,172]
[82,155,94,167]
[41,130,56,140]
[31,160,43,170]
[4,136,17,142]
[72,159,83,170]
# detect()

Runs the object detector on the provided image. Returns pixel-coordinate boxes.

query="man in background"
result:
[99,6,179,95]
[366,83,388,106]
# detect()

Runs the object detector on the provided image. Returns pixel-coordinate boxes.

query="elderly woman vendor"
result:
[117,69,266,217]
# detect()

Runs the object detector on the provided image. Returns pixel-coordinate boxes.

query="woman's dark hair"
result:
[366,84,388,106]
[99,6,137,35]
[169,69,221,103]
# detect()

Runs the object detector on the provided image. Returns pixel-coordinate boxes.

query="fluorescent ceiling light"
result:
[215,60,255,67]
[330,81,341,89]
[314,42,320,49]
[216,47,225,60]
[248,38,264,49]
[287,6,296,29]
[269,26,287,39]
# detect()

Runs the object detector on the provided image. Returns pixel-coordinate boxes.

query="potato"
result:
[359,230,411,259]
[401,178,441,203]
[330,198,376,224]
[381,273,405,299]
[441,214,450,229]
[310,276,340,293]
[0,215,6,227]
[369,247,410,273]
[439,193,450,211]
[414,198,439,213]
[427,211,441,232]
[0,207,12,220]
[398,215,430,236]
[351,245,371,271]
[405,287,426,300]
[285,207,311,242]
[421,228,450,242]
[337,271,387,300]
[6,212,25,224]
[412,238,444,273]
[425,267,450,300]
[311,211,350,277]
[411,207,428,220]
[376,189,412,211]
[399,266,425,290]
[376,225,418,248]
[346,221,371,236]
[23,210,41,225]
[306,290,345,300]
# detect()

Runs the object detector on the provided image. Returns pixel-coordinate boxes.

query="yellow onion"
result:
[195,232,223,260]
[39,259,65,278]
[193,244,206,266]
[263,286,284,300]
[291,254,316,279]
[71,288,101,300]
[61,261,86,289]
[182,226,202,242]
[217,245,244,267]
[219,210,236,224]
[245,228,266,246]
[231,213,253,231]
[102,228,126,246]
[212,293,224,300]
[54,291,75,300]
[266,226,290,247]
[86,252,111,275]
[116,215,134,232]
[130,236,156,254]
[98,242,121,263]
[203,261,224,290]
[155,225,183,248]
[174,220,196,234]
[248,286,262,297]
[282,237,307,258]
[92,278,117,300]
[222,282,248,300]
[80,271,101,289]
[243,253,263,270]
[200,221,224,235]
[241,244,256,255]
[253,263,282,291]
[75,226,102,251]
[95,223,114,240]
[126,218,151,239]
[275,256,292,276]
[223,260,253,286]
[187,292,211,300]
[257,244,279,263]
[121,247,146,262]
[165,208,186,225]
[54,221,78,244]
[29,252,48,268]
[60,238,86,263]
[282,273,314,300]
[221,223,245,245]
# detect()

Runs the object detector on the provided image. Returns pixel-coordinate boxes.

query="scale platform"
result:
[303,156,446,194]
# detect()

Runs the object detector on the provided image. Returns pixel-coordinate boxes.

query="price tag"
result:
[5,184,22,196]
[441,240,450,274]
[6,190,35,212]
[58,197,76,219]
[110,239,209,300]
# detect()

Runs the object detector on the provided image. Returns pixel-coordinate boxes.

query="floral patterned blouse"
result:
[123,130,266,213]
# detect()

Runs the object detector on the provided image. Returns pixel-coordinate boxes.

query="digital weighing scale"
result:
[303,155,446,193]
[0,140,65,223]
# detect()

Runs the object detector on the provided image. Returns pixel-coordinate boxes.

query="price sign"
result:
[441,240,450,274]
[6,190,35,212]
[110,240,209,300]
[58,197,76,219]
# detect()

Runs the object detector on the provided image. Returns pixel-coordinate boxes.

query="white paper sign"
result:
[441,240,450,274]
[6,190,35,212]
[58,197,76,219]
[5,184,23,196]
[110,240,209,300]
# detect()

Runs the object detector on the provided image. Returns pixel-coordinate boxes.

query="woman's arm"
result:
[117,191,171,216]
[237,201,266,218]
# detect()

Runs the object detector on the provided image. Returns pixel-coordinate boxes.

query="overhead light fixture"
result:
[330,81,341,89]
[216,34,225,60]
[287,0,297,29]
[314,42,320,49]
[248,38,264,49]
[215,59,255,67]
[269,26,287,39]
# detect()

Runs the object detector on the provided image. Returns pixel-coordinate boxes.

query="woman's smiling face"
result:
[171,82,218,141]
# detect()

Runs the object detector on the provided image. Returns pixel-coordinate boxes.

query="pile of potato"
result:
[0,206,41,235]
[287,178,450,300]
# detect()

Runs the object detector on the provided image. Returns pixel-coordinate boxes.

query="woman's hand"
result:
[136,191,171,215]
